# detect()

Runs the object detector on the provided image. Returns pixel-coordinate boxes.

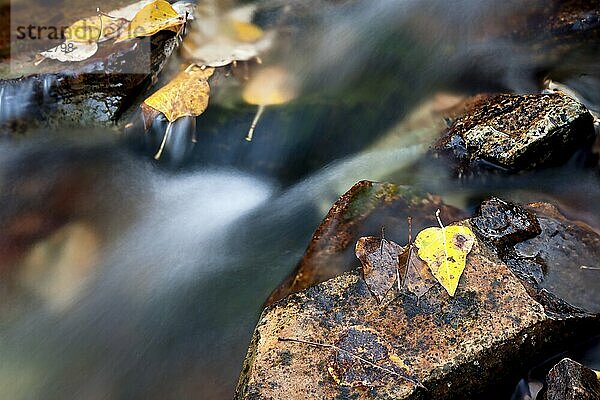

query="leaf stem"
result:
[246,104,265,141]
[154,121,173,160]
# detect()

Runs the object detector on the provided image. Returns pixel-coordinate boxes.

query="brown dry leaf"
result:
[115,0,185,42]
[142,65,214,123]
[355,235,404,303]
[399,243,436,299]
[326,326,420,388]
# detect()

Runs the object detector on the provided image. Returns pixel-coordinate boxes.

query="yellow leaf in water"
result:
[242,66,297,106]
[231,20,264,42]
[241,66,297,141]
[116,0,184,42]
[414,225,475,296]
[64,15,128,43]
[143,65,214,123]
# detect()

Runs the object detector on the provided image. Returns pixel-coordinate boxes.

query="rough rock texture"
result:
[0,31,178,133]
[237,199,600,399]
[434,93,596,174]
[545,358,600,400]
[266,180,466,305]
[537,0,600,41]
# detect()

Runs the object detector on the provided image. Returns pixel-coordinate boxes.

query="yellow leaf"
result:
[242,66,297,141]
[64,15,128,43]
[231,20,264,42]
[242,66,296,106]
[414,225,475,296]
[116,0,184,42]
[142,65,214,123]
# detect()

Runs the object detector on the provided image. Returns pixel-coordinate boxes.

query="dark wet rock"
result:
[540,1,600,41]
[266,180,466,305]
[545,358,600,400]
[434,93,596,174]
[471,197,541,252]
[0,31,179,133]
[236,218,599,400]
[473,198,600,314]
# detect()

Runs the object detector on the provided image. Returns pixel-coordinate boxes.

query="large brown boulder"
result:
[236,198,600,399]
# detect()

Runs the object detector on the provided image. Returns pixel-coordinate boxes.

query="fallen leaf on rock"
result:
[116,0,185,42]
[400,246,437,299]
[414,211,475,297]
[355,232,404,303]
[64,14,128,43]
[142,64,214,159]
[242,66,297,141]
[181,3,273,68]
[399,219,437,299]
[279,327,422,389]
[328,327,419,388]
[182,34,274,68]
[38,41,99,63]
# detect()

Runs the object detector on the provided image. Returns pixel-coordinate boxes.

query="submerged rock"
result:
[545,358,600,400]
[434,93,596,174]
[266,180,466,305]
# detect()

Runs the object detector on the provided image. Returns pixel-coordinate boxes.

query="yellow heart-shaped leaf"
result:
[116,0,184,42]
[142,65,214,123]
[414,225,475,296]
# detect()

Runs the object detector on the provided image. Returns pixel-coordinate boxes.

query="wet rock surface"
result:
[434,93,596,174]
[544,358,600,400]
[237,198,599,400]
[472,198,600,314]
[266,180,466,305]
[0,32,178,132]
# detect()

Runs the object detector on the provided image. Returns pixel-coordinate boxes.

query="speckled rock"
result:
[266,180,466,305]
[237,216,599,399]
[434,92,596,174]
[545,358,600,400]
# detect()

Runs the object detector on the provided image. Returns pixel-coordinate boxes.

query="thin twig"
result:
[379,226,386,257]
[278,337,424,388]
[581,265,600,270]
